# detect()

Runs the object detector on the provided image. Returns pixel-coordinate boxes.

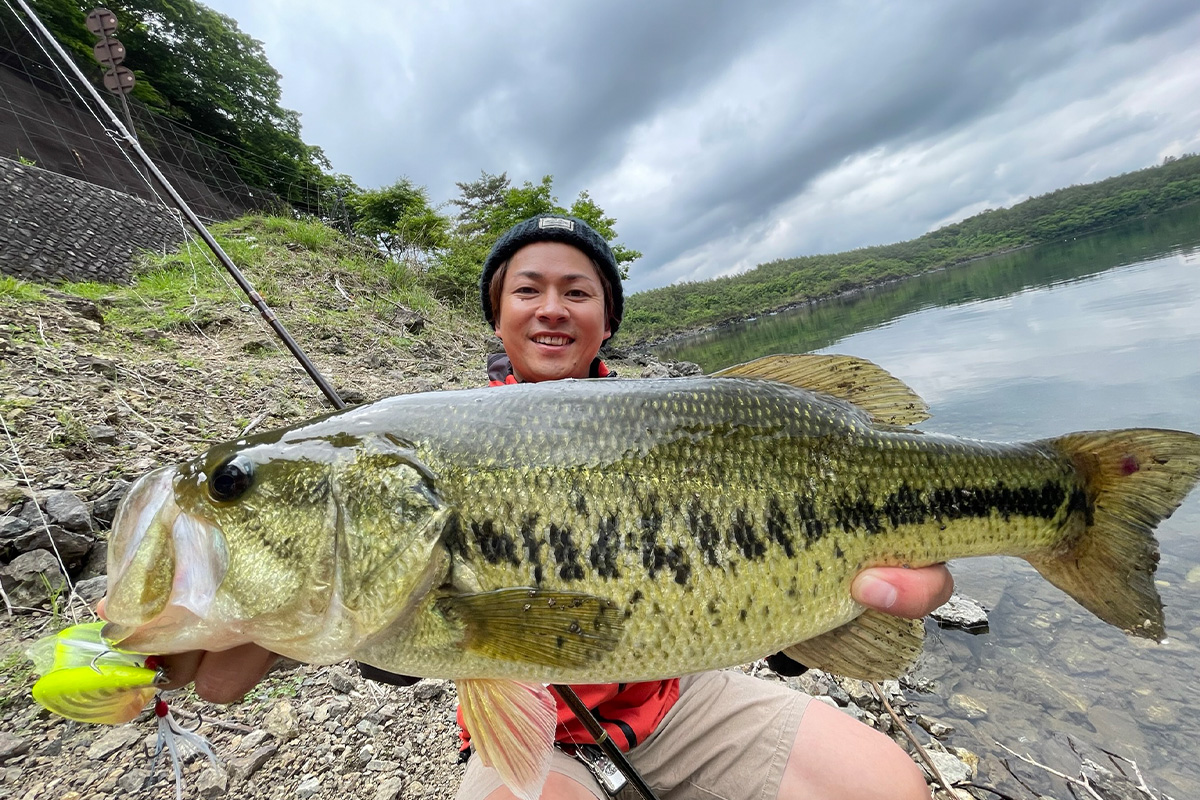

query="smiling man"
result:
[481,216,622,385]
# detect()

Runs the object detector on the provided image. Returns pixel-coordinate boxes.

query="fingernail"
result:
[854,574,898,610]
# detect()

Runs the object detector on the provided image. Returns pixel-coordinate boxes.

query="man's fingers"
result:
[161,645,278,704]
[159,650,203,691]
[851,565,954,619]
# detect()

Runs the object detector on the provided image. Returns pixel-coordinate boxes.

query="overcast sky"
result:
[201,0,1200,293]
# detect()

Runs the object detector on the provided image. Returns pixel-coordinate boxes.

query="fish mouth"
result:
[102,466,229,652]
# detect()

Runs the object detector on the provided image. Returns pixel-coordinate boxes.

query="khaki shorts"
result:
[456,670,810,800]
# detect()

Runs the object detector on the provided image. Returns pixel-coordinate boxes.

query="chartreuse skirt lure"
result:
[28,622,217,800]
[27,621,162,723]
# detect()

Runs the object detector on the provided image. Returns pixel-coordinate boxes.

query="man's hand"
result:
[158,645,279,704]
[96,598,278,704]
[851,564,954,618]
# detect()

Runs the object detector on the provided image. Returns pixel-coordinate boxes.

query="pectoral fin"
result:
[781,609,925,680]
[437,588,621,667]
[457,679,556,800]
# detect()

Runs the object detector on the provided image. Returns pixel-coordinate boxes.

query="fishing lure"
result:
[28,622,218,799]
[27,621,162,723]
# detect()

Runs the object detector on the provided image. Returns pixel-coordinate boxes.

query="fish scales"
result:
[332,378,1087,681]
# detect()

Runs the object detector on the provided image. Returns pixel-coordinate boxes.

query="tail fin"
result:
[1028,429,1200,641]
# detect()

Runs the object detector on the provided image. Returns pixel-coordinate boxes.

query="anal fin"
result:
[781,609,924,681]
[457,679,556,800]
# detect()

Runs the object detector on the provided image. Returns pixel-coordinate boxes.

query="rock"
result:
[840,680,880,712]
[42,491,91,532]
[838,703,873,724]
[116,768,150,792]
[947,693,988,720]
[14,523,92,563]
[75,355,117,380]
[73,574,108,604]
[0,732,31,763]
[0,513,31,539]
[413,680,447,702]
[665,360,702,377]
[91,480,130,525]
[85,726,142,760]
[390,306,426,335]
[226,744,278,781]
[916,714,955,738]
[196,766,229,798]
[921,746,973,785]
[639,361,672,378]
[237,730,270,752]
[328,670,356,694]
[930,593,990,633]
[0,549,66,609]
[1080,759,1153,800]
[296,775,321,798]
[264,700,300,742]
[78,540,108,580]
[87,425,118,445]
[373,776,405,800]
[325,697,352,720]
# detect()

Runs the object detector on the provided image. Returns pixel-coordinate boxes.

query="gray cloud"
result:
[204,0,1200,292]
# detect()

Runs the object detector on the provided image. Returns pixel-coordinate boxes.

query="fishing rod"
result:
[16,4,660,798]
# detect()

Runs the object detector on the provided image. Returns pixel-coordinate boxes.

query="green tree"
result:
[346,179,449,265]
[22,0,331,212]
[447,172,641,278]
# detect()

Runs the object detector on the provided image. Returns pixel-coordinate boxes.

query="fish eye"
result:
[209,455,254,502]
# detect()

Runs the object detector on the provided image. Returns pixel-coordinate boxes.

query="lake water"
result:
[654,204,1200,796]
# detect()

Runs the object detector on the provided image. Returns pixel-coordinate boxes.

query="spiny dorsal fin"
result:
[714,354,929,425]
[781,609,925,680]
[437,588,622,667]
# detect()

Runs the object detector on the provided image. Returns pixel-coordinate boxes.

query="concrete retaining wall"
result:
[0,156,187,284]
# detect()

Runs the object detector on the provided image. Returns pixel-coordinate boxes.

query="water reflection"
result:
[653,204,1200,796]
[655,202,1200,377]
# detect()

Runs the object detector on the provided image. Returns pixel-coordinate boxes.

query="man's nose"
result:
[537,291,568,318]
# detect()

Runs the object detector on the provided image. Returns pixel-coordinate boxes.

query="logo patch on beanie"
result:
[538,217,574,232]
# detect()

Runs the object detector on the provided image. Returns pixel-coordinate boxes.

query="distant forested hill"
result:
[622,153,1200,343]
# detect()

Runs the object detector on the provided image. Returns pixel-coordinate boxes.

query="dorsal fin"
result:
[714,354,929,425]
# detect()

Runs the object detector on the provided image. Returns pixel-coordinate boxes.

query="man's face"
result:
[494,241,611,383]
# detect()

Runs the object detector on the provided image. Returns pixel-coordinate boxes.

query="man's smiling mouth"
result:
[533,335,572,346]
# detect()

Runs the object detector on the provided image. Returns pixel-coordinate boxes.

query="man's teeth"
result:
[534,335,570,345]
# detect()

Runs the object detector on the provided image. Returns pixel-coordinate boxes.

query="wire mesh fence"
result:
[0,4,332,222]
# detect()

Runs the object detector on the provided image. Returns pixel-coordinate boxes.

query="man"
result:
[166,215,953,800]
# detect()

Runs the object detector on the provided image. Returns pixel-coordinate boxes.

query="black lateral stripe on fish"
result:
[85,353,1200,800]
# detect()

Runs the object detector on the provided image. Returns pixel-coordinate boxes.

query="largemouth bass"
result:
[84,355,1200,798]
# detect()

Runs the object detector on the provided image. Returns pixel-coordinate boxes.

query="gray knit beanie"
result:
[479,215,624,339]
